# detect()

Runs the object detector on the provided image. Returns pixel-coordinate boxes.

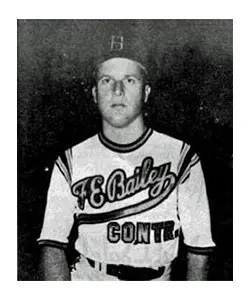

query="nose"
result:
[113,80,124,96]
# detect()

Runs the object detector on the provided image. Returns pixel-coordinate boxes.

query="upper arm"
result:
[177,144,215,254]
[38,150,76,249]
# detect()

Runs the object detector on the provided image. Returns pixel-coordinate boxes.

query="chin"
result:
[106,117,132,129]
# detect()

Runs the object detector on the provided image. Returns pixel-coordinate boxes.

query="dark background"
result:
[17,19,233,280]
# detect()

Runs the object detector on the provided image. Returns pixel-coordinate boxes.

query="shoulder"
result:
[71,133,99,155]
[54,134,99,181]
[151,129,187,153]
[56,133,99,160]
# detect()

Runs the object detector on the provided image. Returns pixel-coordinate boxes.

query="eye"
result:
[125,77,136,84]
[100,77,112,85]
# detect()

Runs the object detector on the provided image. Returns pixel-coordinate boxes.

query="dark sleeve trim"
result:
[185,244,216,255]
[37,239,69,250]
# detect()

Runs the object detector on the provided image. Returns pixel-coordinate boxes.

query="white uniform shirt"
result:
[38,128,215,269]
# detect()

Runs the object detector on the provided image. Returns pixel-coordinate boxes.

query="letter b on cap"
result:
[111,35,124,51]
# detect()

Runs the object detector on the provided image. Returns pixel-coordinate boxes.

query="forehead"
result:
[97,57,145,78]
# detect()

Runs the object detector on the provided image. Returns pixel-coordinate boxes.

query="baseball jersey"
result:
[38,127,215,270]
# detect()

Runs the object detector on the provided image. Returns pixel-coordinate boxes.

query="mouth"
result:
[111,103,126,108]
[111,103,125,107]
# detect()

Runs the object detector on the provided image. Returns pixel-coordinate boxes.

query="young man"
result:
[38,34,215,281]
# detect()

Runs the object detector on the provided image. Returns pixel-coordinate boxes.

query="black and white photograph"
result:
[17,19,233,281]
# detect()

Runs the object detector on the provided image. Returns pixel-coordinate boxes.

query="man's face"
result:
[92,57,151,129]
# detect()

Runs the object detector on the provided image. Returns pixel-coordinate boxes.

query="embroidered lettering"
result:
[111,35,124,51]
[71,157,177,211]
[107,221,177,244]
[107,222,120,243]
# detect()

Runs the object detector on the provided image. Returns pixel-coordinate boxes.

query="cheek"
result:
[98,89,111,98]
[97,90,111,106]
[130,84,144,95]
[96,93,111,114]
[127,89,144,104]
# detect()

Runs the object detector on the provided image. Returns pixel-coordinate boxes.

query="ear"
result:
[92,86,98,104]
[144,85,151,104]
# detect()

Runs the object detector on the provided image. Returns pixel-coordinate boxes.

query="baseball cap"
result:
[96,35,148,71]
[92,21,156,73]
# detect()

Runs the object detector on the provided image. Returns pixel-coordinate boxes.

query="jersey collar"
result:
[98,127,153,153]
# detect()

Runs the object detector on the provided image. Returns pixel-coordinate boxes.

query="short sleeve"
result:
[37,153,76,249]
[177,145,216,255]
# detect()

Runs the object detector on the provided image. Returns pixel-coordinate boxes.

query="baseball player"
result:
[38,33,215,281]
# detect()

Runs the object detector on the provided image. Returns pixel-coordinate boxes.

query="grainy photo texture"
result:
[18,19,232,281]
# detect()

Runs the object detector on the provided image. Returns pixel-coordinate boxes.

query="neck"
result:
[102,116,146,144]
